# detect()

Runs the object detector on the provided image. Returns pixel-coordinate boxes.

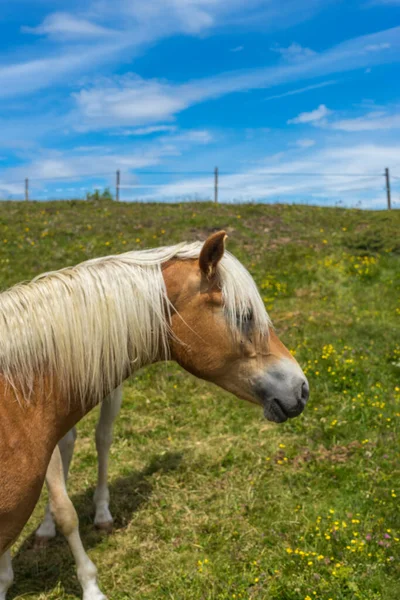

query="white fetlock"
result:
[94,503,113,530]
[82,582,108,600]
[78,557,107,600]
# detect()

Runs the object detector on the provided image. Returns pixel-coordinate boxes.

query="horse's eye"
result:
[243,308,253,322]
[236,308,254,332]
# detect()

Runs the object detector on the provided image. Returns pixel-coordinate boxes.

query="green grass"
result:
[1,200,400,600]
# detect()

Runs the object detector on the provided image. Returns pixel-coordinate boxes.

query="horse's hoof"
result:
[34,535,53,549]
[95,520,113,533]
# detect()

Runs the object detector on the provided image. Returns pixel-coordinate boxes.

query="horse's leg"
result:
[46,445,106,600]
[0,551,13,600]
[35,427,77,544]
[59,426,78,477]
[93,385,123,530]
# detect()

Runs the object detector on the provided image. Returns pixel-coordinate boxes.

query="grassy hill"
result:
[1,200,400,600]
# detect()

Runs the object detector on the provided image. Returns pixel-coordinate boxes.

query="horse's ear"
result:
[199,230,227,279]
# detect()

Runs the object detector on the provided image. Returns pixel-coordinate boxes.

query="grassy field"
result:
[1,200,400,600]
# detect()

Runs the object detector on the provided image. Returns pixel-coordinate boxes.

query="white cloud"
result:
[111,0,215,34]
[73,77,189,128]
[231,45,244,52]
[22,12,115,38]
[73,145,112,153]
[0,182,25,198]
[223,0,334,31]
[264,80,337,101]
[116,125,178,136]
[286,102,400,133]
[295,138,316,148]
[288,104,332,124]
[331,111,400,131]
[2,151,162,187]
[0,38,133,99]
[271,42,316,61]
[32,158,78,180]
[169,130,214,144]
[70,26,400,131]
[364,43,391,51]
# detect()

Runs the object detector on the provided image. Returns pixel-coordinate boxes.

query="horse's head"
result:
[163,231,309,423]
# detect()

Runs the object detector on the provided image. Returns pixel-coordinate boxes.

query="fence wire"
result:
[0,169,398,210]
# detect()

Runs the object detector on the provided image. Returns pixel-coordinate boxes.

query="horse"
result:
[0,231,309,599]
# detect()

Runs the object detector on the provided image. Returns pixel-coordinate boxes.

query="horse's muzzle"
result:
[254,363,309,424]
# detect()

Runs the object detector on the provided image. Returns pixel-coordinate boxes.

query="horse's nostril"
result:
[301,380,309,403]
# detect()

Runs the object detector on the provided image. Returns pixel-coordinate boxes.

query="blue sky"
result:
[0,0,399,207]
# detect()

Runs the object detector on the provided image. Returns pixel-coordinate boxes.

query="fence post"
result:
[25,178,29,201]
[214,167,218,203]
[385,168,391,210]
[116,170,120,202]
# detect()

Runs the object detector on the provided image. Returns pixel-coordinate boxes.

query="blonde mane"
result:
[0,242,270,404]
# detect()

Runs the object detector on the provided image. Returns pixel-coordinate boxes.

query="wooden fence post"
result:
[25,178,29,201]
[116,170,120,202]
[385,168,391,210]
[214,167,218,203]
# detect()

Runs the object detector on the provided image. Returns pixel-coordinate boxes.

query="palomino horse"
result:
[0,232,309,599]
